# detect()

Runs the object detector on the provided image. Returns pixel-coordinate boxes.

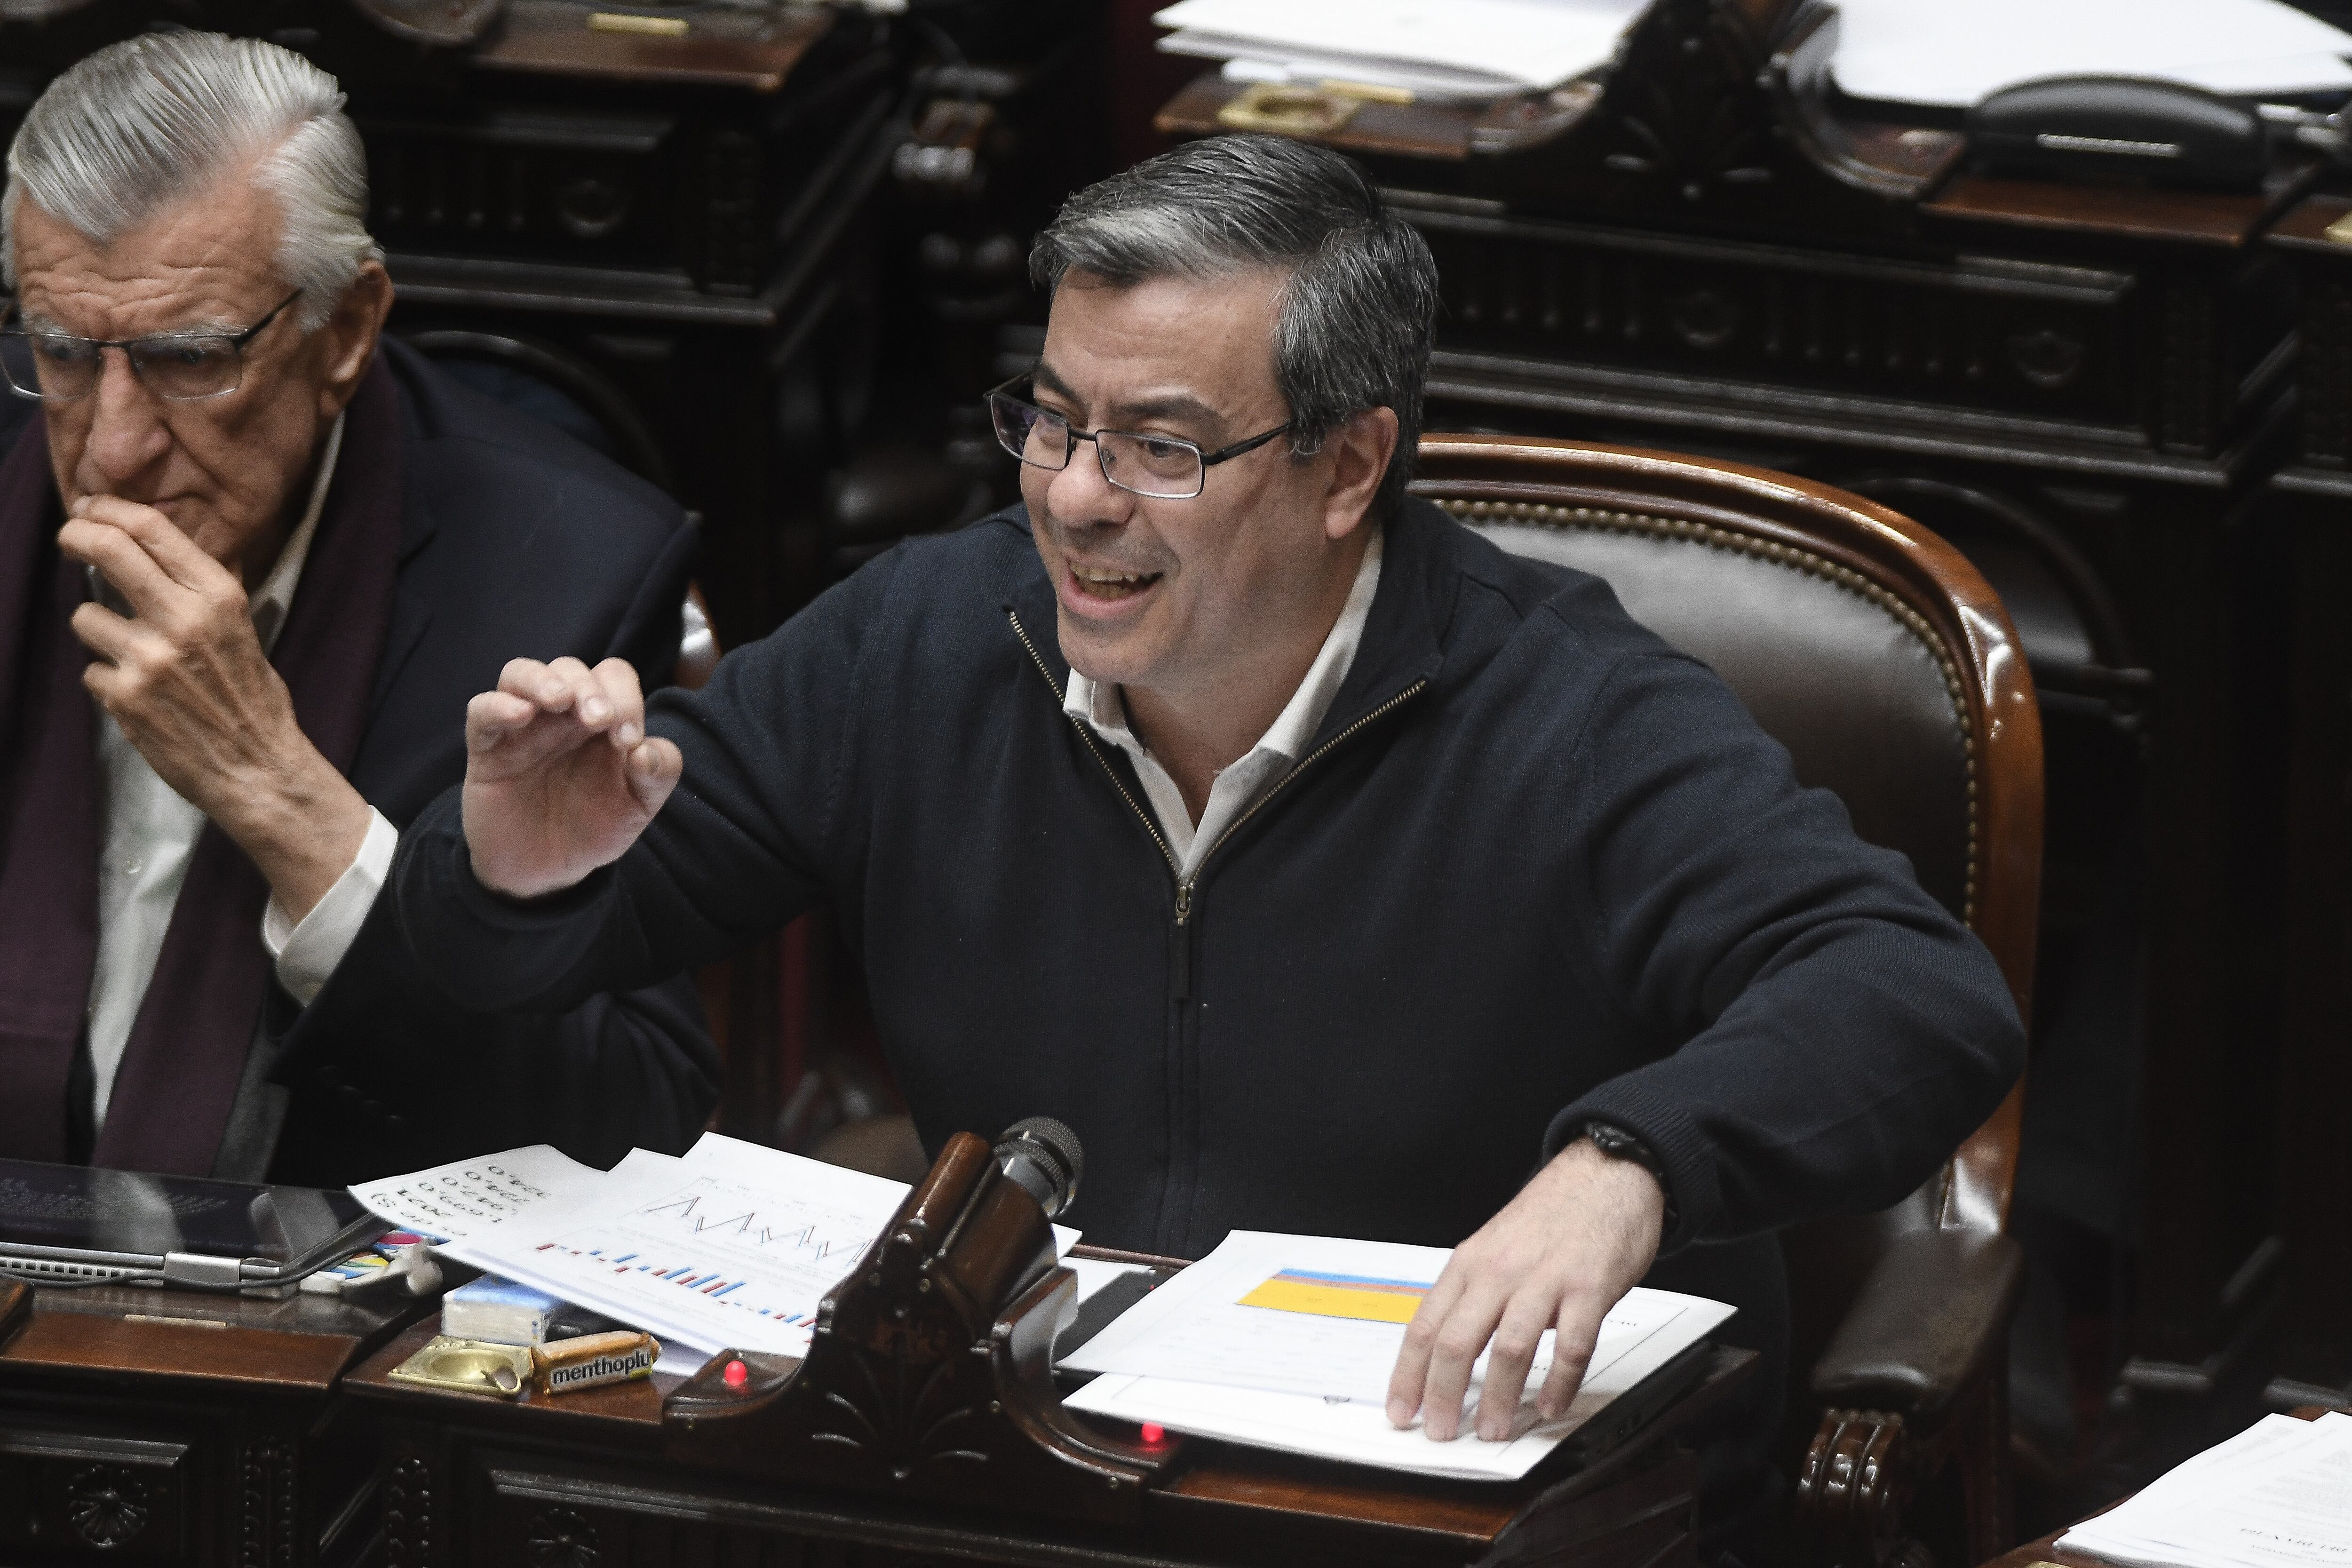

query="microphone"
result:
[994,1117,1083,1219]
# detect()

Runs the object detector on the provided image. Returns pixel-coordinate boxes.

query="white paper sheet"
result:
[2057,1412,2352,1568]
[1829,0,2352,108]
[426,1134,1080,1359]
[1058,1229,1722,1407]
[1158,0,2352,107]
[445,1137,914,1357]
[349,1144,676,1243]
[1154,0,1641,97]
[1066,1277,1731,1480]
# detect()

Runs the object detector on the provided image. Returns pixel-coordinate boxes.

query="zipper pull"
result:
[1171,881,1193,1000]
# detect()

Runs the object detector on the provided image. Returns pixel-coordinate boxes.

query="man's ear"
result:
[1320,406,1401,542]
[316,260,393,419]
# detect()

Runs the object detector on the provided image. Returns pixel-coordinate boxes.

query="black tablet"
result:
[0,1159,385,1287]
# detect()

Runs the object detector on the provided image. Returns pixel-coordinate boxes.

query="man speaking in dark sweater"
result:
[390,134,2024,1532]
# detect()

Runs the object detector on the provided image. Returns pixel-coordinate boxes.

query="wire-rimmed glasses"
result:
[0,289,303,404]
[986,374,1291,500]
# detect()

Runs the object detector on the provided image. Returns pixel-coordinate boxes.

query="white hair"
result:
[0,32,382,332]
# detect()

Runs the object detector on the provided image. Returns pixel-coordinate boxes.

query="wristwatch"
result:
[1581,1121,1678,1226]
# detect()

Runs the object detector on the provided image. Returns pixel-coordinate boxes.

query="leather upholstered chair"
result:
[1412,434,2041,1568]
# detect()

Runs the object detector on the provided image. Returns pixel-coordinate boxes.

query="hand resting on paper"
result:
[1386,1137,1667,1442]
[461,655,683,898]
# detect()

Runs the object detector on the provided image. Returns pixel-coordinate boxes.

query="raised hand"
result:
[1385,1138,1666,1442]
[461,655,683,899]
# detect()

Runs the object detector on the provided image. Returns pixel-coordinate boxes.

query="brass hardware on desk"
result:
[1216,83,1401,137]
[389,1335,532,1397]
[588,11,691,36]
[2324,211,2352,246]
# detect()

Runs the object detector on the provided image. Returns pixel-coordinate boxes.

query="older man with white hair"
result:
[0,32,718,1183]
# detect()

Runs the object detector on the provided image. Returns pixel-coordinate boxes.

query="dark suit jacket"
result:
[256,340,719,1186]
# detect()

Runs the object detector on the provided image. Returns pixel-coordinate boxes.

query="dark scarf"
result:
[0,358,403,1174]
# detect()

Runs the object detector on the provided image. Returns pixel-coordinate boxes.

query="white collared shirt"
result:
[85,415,398,1124]
[1065,531,1383,879]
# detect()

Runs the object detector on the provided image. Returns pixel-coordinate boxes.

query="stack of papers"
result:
[2057,1412,2352,1568]
[1830,0,2352,109]
[1154,0,1644,102]
[353,1135,1077,1362]
[1061,1231,1733,1480]
[1152,0,2352,108]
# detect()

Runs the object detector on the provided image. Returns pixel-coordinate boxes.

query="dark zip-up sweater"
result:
[391,496,2023,1505]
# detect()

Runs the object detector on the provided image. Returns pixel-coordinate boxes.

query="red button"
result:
[1140,1422,1165,1443]
[723,1359,749,1388]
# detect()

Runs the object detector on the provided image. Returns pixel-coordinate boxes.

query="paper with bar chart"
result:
[389,1133,1081,1361]
[1061,1229,1735,1479]
[448,1135,911,1358]
[1057,1229,1725,1404]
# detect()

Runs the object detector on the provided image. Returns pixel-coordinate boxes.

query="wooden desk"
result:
[344,1313,1752,1567]
[0,1277,429,1567]
[336,1156,1756,1568]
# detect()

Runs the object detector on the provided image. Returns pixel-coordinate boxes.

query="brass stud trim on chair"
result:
[1438,498,1981,926]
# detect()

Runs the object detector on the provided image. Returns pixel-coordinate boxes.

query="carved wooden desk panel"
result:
[0,1279,427,1567]
[347,1314,1747,1568]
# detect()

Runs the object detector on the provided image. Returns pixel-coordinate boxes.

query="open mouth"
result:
[1069,563,1164,602]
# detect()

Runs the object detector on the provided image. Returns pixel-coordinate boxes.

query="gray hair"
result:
[1030,134,1439,520]
[1,32,381,333]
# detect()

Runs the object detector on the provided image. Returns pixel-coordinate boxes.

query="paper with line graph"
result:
[449,1135,910,1357]
[440,1134,1081,1360]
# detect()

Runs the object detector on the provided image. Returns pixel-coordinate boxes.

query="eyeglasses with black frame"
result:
[0,289,304,405]
[986,374,1292,501]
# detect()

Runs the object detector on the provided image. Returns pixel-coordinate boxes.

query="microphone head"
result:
[994,1116,1083,1218]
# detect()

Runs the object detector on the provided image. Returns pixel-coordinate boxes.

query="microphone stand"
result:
[662,1130,1167,1522]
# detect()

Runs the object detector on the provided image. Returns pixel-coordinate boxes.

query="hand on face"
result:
[59,493,369,922]
[461,656,683,899]
[1384,1138,1667,1443]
